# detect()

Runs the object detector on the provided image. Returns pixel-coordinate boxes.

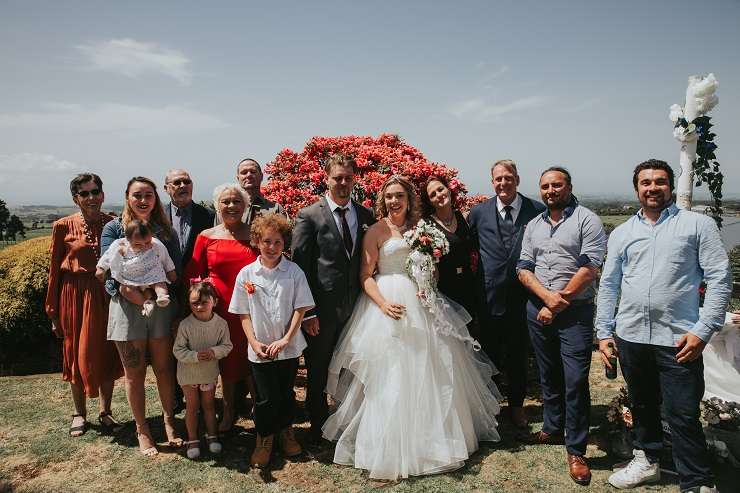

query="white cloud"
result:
[0,152,82,184]
[560,97,601,113]
[77,38,192,85]
[0,102,229,135]
[450,95,547,121]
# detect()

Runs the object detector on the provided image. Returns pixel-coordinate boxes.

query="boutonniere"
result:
[244,281,256,294]
[361,223,369,232]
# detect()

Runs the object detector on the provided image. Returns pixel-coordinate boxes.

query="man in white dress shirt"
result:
[291,154,376,441]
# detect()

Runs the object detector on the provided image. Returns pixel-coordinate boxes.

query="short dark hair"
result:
[323,153,357,175]
[124,219,153,240]
[632,159,675,191]
[420,175,457,216]
[237,158,262,174]
[69,173,103,196]
[541,166,572,186]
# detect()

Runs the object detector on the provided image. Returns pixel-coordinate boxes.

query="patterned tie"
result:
[502,205,514,251]
[337,207,353,256]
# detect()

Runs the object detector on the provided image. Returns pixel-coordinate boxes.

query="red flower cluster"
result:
[262,134,481,217]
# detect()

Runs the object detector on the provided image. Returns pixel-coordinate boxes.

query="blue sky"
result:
[1,0,739,205]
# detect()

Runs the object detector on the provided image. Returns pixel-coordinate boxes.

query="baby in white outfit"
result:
[96,219,176,316]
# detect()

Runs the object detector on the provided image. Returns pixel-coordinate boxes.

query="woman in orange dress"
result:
[45,173,123,437]
[186,183,258,432]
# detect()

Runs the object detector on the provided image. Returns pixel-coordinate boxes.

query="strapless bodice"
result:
[377,237,410,275]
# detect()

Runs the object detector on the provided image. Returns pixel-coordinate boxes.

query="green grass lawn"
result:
[0,352,735,492]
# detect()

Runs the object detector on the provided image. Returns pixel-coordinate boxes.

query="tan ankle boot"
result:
[250,434,273,467]
[279,427,302,457]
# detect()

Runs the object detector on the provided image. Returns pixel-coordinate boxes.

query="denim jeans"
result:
[617,337,714,490]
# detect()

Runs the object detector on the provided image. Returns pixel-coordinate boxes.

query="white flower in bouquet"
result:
[673,124,699,143]
[669,104,684,123]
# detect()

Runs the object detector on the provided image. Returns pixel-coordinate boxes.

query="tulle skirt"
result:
[323,272,501,480]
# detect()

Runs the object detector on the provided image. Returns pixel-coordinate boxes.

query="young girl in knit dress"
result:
[95,219,176,316]
[173,280,233,459]
[229,213,315,468]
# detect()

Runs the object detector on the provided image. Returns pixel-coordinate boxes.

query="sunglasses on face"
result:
[170,179,192,186]
[76,189,102,198]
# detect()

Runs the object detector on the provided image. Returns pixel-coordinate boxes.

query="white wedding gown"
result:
[322,237,501,480]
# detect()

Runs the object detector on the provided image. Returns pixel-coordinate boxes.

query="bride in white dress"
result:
[322,175,501,480]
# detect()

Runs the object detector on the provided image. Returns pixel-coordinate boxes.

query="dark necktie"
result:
[337,207,353,255]
[502,205,514,251]
[175,208,186,251]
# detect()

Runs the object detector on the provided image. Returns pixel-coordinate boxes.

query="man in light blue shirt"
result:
[596,159,731,492]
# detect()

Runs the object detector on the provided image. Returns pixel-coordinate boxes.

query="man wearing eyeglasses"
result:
[164,169,214,271]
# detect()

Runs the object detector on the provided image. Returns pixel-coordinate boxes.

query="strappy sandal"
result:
[136,430,159,457]
[205,434,222,454]
[69,414,87,437]
[98,411,124,434]
[164,417,184,448]
[184,440,201,459]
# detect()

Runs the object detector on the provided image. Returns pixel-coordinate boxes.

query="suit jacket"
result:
[468,193,546,318]
[291,196,377,325]
[166,201,214,270]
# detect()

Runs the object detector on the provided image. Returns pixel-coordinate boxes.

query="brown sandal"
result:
[69,414,87,437]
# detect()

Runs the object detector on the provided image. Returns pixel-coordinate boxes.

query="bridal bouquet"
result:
[402,220,480,350]
[403,219,449,302]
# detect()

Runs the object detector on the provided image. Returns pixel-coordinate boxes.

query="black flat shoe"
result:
[98,411,124,434]
[69,414,88,437]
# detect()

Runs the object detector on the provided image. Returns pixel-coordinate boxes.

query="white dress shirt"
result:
[496,193,522,224]
[325,193,358,255]
[228,256,315,363]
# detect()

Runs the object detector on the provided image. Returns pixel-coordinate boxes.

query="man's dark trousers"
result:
[479,292,529,407]
[527,301,593,456]
[617,336,714,490]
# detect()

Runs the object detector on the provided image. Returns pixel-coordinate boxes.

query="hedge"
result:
[0,237,51,363]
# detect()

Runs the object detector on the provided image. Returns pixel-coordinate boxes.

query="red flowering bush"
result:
[263,134,481,217]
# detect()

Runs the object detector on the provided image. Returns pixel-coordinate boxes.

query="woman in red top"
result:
[186,183,258,432]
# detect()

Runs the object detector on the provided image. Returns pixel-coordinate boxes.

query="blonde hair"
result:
[212,183,250,223]
[375,175,420,224]
[122,176,172,240]
[490,159,519,177]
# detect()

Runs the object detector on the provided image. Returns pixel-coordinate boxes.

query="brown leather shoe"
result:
[525,430,565,445]
[510,406,529,429]
[250,434,274,468]
[567,454,591,486]
[279,427,302,457]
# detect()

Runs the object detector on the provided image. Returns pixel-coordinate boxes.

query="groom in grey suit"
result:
[291,154,376,439]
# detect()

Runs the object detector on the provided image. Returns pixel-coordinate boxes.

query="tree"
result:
[263,133,487,217]
[5,215,26,242]
[0,199,9,241]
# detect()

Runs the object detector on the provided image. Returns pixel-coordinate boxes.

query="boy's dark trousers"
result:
[617,336,714,491]
[251,357,299,436]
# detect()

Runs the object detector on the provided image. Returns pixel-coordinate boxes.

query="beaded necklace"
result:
[79,212,101,260]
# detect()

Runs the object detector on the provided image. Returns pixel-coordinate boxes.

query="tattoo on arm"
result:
[116,341,143,368]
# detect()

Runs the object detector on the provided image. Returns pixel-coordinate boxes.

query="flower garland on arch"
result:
[670,92,723,227]
[262,134,472,217]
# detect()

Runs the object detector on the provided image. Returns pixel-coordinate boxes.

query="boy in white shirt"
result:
[229,213,314,468]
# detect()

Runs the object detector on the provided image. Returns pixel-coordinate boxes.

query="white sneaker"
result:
[156,294,170,307]
[141,300,155,317]
[682,486,718,493]
[608,449,660,489]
